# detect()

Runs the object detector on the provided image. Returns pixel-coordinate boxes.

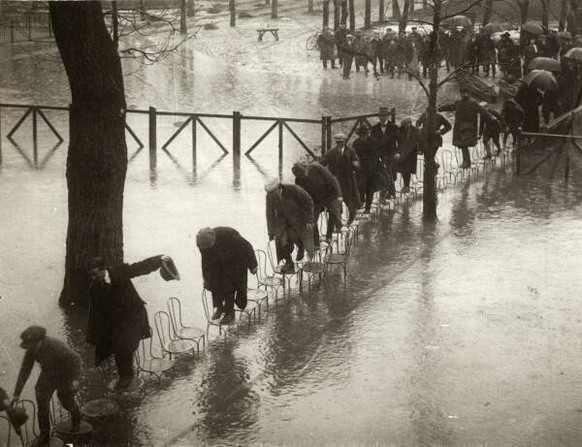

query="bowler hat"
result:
[20,326,46,348]
[160,256,180,281]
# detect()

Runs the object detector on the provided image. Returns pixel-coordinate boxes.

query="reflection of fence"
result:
[0,103,394,178]
[0,11,53,44]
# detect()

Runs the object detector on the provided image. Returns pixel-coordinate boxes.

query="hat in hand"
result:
[160,256,180,281]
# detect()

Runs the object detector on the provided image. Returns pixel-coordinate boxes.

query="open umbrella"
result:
[481,22,511,34]
[528,57,561,72]
[564,47,582,61]
[521,21,545,35]
[443,15,472,29]
[523,69,557,91]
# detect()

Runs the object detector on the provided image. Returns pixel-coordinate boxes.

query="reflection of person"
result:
[265,179,314,274]
[87,255,177,390]
[12,326,82,446]
[320,132,361,225]
[292,161,343,245]
[439,88,494,168]
[197,227,258,325]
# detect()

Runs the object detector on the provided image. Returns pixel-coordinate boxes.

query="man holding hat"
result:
[320,132,361,226]
[370,106,399,199]
[292,161,343,246]
[265,178,315,274]
[87,254,179,390]
[197,227,258,325]
[12,326,82,446]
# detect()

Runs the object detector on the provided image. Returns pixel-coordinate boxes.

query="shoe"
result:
[402,186,410,193]
[325,235,332,244]
[462,162,472,169]
[115,377,133,391]
[211,309,223,320]
[220,311,235,325]
[280,262,295,274]
[296,248,305,261]
[31,434,50,447]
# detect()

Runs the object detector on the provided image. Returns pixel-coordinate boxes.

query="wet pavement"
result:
[2,13,582,447]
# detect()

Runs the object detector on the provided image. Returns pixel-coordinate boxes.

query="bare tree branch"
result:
[441,0,487,20]
[401,64,430,97]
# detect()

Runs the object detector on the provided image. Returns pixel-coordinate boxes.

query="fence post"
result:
[278,120,283,178]
[149,106,157,182]
[191,115,197,178]
[233,111,241,158]
[32,107,38,168]
[326,115,332,151]
[565,153,570,183]
[321,116,327,156]
[0,106,3,167]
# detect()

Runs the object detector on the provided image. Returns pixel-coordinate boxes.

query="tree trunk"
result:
[541,0,549,29]
[324,0,330,28]
[518,0,529,24]
[180,0,187,34]
[559,0,568,30]
[399,0,410,34]
[187,0,195,17]
[423,0,441,221]
[365,0,371,27]
[112,0,119,48]
[349,0,355,31]
[230,0,236,26]
[334,0,340,29]
[482,0,493,26]
[392,0,401,19]
[308,0,314,13]
[379,0,385,21]
[341,0,347,25]
[49,1,127,308]
[272,0,278,19]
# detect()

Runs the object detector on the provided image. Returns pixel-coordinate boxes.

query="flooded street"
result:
[2,12,582,446]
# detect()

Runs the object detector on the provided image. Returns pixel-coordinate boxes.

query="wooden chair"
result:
[154,311,197,359]
[167,297,205,353]
[134,332,176,385]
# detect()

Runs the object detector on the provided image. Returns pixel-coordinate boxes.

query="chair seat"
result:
[166,339,196,354]
[141,357,174,373]
[54,420,93,436]
[247,289,268,300]
[81,398,120,419]
[179,326,205,340]
[107,376,145,393]
[327,253,347,264]
[237,300,259,314]
[300,262,326,274]
[260,276,284,287]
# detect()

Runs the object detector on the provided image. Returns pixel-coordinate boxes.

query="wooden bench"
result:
[257,28,279,42]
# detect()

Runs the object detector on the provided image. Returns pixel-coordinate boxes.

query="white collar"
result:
[104,269,111,285]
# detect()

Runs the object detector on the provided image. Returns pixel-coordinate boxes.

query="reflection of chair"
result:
[255,249,285,300]
[134,331,176,384]
[202,289,238,336]
[324,227,355,277]
[297,246,329,292]
[167,297,205,353]
[154,311,197,359]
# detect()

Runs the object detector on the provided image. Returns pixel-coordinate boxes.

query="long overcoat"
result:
[396,125,423,175]
[294,162,343,225]
[514,82,542,133]
[439,98,491,148]
[200,227,257,295]
[266,184,315,256]
[320,145,362,212]
[352,136,390,192]
[87,256,164,366]
[317,32,336,61]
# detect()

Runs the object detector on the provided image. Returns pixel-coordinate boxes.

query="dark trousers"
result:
[325,212,343,239]
[460,146,471,165]
[359,176,376,211]
[275,239,295,264]
[35,374,81,438]
[484,134,502,154]
[114,346,135,382]
[401,172,412,188]
[212,290,235,314]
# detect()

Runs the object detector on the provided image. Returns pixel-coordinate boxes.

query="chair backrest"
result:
[201,289,213,323]
[135,331,164,367]
[441,149,454,171]
[416,155,424,182]
[154,310,176,347]
[167,296,185,334]
[14,399,37,444]
[0,414,12,446]
[266,240,279,271]
[255,249,271,282]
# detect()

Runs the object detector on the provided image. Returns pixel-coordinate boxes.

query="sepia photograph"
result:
[1,0,582,445]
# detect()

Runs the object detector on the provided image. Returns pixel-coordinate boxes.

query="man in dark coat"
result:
[341,34,356,79]
[523,38,539,74]
[320,132,361,226]
[292,161,343,245]
[396,117,423,192]
[317,27,336,69]
[197,227,257,325]
[439,88,495,168]
[501,97,525,147]
[497,32,521,78]
[87,254,176,389]
[334,24,348,67]
[514,81,542,133]
[265,179,315,274]
[479,104,505,157]
[12,326,82,446]
[353,125,389,212]
[416,109,452,154]
[370,106,399,199]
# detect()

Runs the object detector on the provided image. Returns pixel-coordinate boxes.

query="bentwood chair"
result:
[154,311,197,359]
[202,289,238,337]
[0,414,13,447]
[297,245,330,293]
[324,227,355,278]
[167,297,205,353]
[134,331,176,385]
[267,240,299,294]
[255,248,285,301]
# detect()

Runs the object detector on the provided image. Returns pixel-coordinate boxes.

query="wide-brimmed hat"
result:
[20,326,46,348]
[333,132,347,141]
[160,256,180,281]
[196,227,216,250]
[264,177,280,192]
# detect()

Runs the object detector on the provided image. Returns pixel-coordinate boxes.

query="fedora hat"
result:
[160,256,180,281]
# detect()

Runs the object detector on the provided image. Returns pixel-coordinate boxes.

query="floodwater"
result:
[2,25,582,446]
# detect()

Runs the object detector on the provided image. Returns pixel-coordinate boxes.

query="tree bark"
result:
[559,0,568,30]
[392,0,401,19]
[187,0,195,17]
[379,0,385,21]
[230,0,236,27]
[365,0,371,27]
[271,0,278,19]
[334,0,340,29]
[399,0,410,34]
[49,1,127,308]
[541,0,549,29]
[349,0,355,31]
[324,0,330,28]
[482,0,493,26]
[180,0,187,34]
[308,0,314,13]
[341,0,348,25]
[112,0,119,48]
